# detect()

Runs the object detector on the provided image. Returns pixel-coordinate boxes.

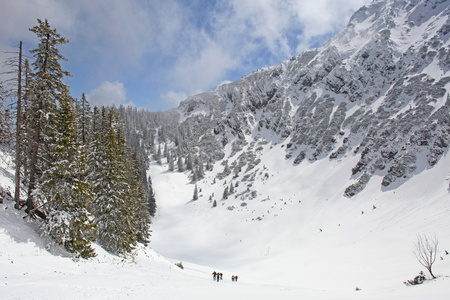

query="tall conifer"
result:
[25,19,70,216]
[40,91,96,258]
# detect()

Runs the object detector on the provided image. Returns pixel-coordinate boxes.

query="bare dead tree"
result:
[414,234,438,279]
[14,41,23,209]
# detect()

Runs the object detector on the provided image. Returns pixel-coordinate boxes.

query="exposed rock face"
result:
[171,0,450,196]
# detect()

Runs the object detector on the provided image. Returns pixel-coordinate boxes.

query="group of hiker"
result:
[212,271,238,282]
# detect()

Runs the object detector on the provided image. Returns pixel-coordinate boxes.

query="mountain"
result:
[147,0,450,295]
[159,0,450,197]
[2,1,450,299]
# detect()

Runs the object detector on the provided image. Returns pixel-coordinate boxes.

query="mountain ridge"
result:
[163,0,450,197]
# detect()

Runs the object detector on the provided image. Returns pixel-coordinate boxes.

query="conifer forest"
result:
[1,19,153,258]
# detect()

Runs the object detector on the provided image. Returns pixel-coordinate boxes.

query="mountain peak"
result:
[170,0,450,197]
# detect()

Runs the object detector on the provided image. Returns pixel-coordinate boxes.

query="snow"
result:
[2,140,449,299]
[2,0,450,297]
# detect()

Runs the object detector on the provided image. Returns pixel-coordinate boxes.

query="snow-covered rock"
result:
[172,0,450,196]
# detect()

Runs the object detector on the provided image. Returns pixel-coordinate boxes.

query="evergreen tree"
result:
[223,186,229,199]
[90,107,137,256]
[76,93,92,145]
[186,153,193,170]
[39,91,96,258]
[193,184,199,201]
[25,19,70,216]
[129,153,151,246]
[163,143,169,157]
[197,160,205,179]
[229,182,234,194]
[0,86,12,147]
[168,152,175,171]
[147,175,157,216]
[177,152,184,172]
[155,145,162,165]
[206,159,213,172]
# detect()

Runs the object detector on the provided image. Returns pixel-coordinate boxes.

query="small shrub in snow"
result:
[404,271,426,286]
[175,262,184,269]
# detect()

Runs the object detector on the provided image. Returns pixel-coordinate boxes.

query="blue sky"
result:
[0,0,370,111]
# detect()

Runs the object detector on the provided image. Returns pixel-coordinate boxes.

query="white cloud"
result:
[170,41,237,92]
[166,0,370,101]
[87,80,127,107]
[0,0,371,110]
[218,80,232,87]
[290,0,370,52]
[161,91,188,108]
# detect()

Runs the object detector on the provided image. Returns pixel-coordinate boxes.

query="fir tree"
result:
[223,186,229,199]
[76,93,92,145]
[229,182,234,194]
[206,159,213,172]
[193,184,199,201]
[163,143,169,157]
[147,175,157,216]
[155,145,162,165]
[177,152,184,172]
[168,152,175,171]
[90,107,137,256]
[39,91,96,258]
[129,153,151,246]
[25,19,70,216]
[185,153,193,170]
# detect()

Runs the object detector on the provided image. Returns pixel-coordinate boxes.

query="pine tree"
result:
[193,184,199,200]
[223,186,229,199]
[25,19,70,216]
[186,153,193,170]
[177,152,184,172]
[229,182,234,194]
[129,153,151,246]
[90,107,137,256]
[206,159,213,172]
[197,160,205,179]
[147,175,157,216]
[39,91,96,258]
[155,145,162,165]
[0,86,12,147]
[168,151,175,171]
[163,143,169,157]
[76,93,92,145]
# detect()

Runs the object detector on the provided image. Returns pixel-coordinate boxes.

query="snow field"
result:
[1,138,449,299]
[150,141,450,298]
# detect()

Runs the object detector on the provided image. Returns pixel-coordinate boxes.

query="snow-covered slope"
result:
[174,0,450,196]
[2,0,450,299]
[1,147,449,299]
[149,0,450,297]
[149,138,450,298]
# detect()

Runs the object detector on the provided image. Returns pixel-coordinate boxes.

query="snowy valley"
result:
[2,0,450,299]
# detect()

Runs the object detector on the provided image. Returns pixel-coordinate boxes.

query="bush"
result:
[404,271,426,286]
[175,261,184,270]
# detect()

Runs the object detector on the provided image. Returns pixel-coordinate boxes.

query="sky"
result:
[0,0,371,111]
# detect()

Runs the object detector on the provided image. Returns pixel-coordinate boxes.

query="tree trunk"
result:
[427,267,436,279]
[14,41,23,209]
